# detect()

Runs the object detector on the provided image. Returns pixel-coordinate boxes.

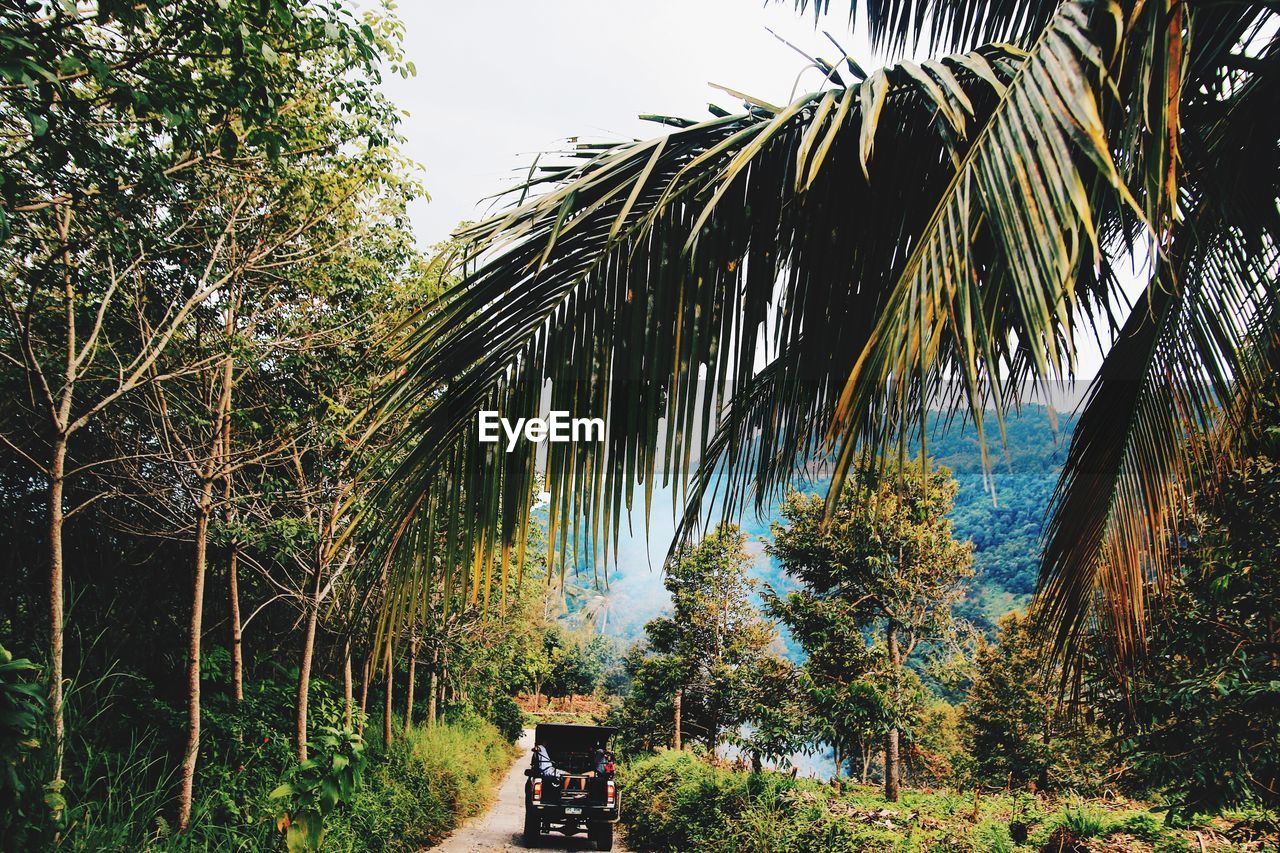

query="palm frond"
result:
[365,0,1280,676]
[1038,23,1280,668]
[786,0,1061,55]
[824,0,1135,507]
[360,43,1027,640]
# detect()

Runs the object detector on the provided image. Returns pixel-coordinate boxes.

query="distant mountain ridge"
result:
[577,404,1078,641]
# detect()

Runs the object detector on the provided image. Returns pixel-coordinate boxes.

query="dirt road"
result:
[426,729,629,853]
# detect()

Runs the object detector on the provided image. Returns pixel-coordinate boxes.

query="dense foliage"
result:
[768,459,973,799]
[324,715,517,851]
[962,613,1116,795]
[620,750,1225,853]
[1118,392,1280,816]
[614,525,806,764]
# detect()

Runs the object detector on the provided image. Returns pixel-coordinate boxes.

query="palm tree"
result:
[367,0,1278,678]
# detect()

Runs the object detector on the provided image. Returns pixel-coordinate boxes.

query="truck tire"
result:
[523,810,540,846]
[590,821,613,851]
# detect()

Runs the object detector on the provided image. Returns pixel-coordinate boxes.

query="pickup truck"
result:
[523,723,619,850]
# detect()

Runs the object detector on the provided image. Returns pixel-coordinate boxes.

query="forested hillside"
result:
[602,405,1077,640]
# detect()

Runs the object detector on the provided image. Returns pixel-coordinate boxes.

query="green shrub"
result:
[269,726,367,852]
[1114,811,1166,842]
[1060,805,1109,838]
[0,644,48,847]
[487,694,524,743]
[324,713,516,851]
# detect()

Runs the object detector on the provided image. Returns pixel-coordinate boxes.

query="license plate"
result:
[564,807,582,815]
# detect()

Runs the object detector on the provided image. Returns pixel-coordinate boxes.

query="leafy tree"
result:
[1,0,397,775]
[1121,389,1280,814]
[547,629,618,697]
[619,524,793,755]
[613,645,681,756]
[0,1,408,823]
[910,700,969,788]
[962,612,1113,793]
[768,459,973,799]
[728,654,812,773]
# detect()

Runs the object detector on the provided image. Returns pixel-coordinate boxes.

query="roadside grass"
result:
[620,751,1278,852]
[53,711,517,851]
[325,713,519,851]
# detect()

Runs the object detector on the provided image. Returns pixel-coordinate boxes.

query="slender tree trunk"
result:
[178,474,217,831]
[358,652,371,736]
[178,293,236,831]
[296,557,325,761]
[884,620,901,802]
[221,309,241,704]
[47,209,75,786]
[833,741,841,780]
[403,632,417,735]
[343,641,354,730]
[426,643,438,727]
[673,687,682,750]
[383,643,394,747]
[47,434,67,783]
[228,542,243,702]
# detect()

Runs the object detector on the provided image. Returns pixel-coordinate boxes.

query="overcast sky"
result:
[376,0,876,248]
[372,2,1124,381]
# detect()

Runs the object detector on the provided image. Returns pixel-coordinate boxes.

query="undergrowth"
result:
[619,751,1274,852]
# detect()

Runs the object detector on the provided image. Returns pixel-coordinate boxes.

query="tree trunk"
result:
[833,741,841,780]
[296,557,325,762]
[178,474,217,831]
[427,644,438,727]
[383,643,394,747]
[178,298,235,831]
[358,652,371,736]
[343,641,354,730]
[403,632,417,735]
[673,687,682,750]
[222,341,242,703]
[48,211,75,787]
[884,620,901,802]
[751,751,762,774]
[228,542,243,702]
[47,434,67,783]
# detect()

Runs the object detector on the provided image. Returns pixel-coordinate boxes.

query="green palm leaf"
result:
[365,0,1279,675]
[362,43,1025,634]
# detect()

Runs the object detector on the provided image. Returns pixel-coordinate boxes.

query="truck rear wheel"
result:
[523,810,541,846]
[590,821,613,851]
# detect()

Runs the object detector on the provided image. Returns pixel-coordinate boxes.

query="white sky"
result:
[377,0,874,248]
[372,0,1122,379]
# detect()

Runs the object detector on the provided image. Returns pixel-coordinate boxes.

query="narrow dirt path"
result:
[426,729,630,853]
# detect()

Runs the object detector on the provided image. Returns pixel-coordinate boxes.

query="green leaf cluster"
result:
[269,725,367,852]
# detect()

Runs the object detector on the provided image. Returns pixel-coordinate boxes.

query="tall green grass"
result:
[323,714,518,852]
[49,712,515,851]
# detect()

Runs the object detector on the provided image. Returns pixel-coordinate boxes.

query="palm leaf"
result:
[363,0,1280,677]
[360,44,1026,640]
